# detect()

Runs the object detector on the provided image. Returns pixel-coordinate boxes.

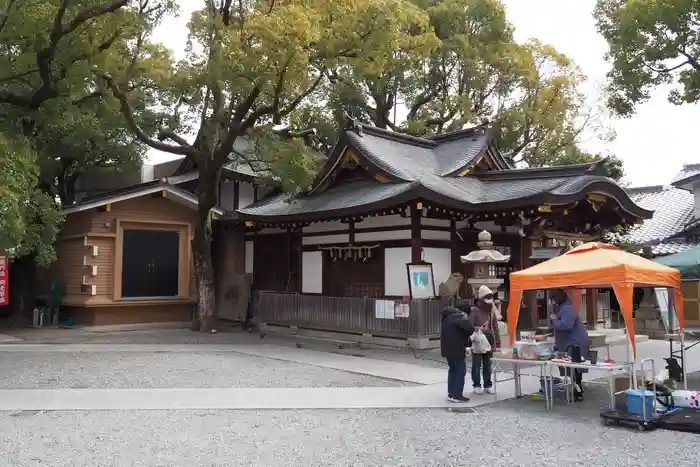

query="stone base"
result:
[258,323,440,350]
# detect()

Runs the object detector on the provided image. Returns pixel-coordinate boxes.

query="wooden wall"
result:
[681,280,700,326]
[40,195,199,323]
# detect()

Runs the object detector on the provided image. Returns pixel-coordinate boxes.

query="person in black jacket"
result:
[441,306,475,402]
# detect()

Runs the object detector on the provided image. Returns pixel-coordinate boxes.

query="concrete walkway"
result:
[0,381,537,411]
[0,334,22,343]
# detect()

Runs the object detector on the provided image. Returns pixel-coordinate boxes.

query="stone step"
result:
[594,327,627,336]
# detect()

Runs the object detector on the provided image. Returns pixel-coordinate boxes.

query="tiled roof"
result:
[671,163,700,186]
[238,181,416,218]
[620,185,695,245]
[345,124,493,180]
[238,123,650,221]
[239,172,643,220]
[222,137,271,178]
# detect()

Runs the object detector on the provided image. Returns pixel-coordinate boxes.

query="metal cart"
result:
[600,358,660,431]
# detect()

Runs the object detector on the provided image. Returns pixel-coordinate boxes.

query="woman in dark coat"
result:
[550,289,590,401]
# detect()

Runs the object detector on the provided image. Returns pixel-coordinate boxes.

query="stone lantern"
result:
[460,230,511,296]
[461,229,511,344]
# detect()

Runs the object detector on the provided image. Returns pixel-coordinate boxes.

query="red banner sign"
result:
[0,255,8,306]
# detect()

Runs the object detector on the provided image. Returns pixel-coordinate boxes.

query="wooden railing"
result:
[254,291,470,339]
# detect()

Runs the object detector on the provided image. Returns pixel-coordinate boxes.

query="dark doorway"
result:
[122,229,180,298]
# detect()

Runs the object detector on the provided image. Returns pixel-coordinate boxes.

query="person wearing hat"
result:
[550,288,589,401]
[469,285,501,394]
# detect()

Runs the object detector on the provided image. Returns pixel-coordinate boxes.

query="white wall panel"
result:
[355,230,411,242]
[421,230,450,241]
[245,241,254,274]
[219,181,235,210]
[239,182,255,208]
[422,218,451,227]
[303,221,347,233]
[423,247,452,288]
[356,215,410,229]
[302,234,350,245]
[384,247,412,296]
[302,251,323,294]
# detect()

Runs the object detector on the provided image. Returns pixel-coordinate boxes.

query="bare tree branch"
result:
[99,72,199,157]
[63,0,129,37]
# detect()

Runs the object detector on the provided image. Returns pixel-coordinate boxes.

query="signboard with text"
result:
[0,255,8,306]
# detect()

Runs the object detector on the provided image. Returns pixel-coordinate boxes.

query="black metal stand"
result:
[668,330,700,384]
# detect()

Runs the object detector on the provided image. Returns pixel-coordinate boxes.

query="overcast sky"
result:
[149,0,700,188]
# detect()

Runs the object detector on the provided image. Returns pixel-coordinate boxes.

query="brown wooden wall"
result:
[681,280,700,326]
[63,303,193,326]
[39,195,199,320]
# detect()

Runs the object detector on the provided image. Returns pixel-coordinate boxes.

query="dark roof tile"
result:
[237,181,416,218]
[621,185,694,245]
[671,163,700,187]
[346,123,489,179]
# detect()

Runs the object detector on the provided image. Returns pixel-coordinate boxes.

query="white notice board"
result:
[654,287,680,332]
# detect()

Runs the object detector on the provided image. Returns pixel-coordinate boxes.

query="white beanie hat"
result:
[477,285,494,299]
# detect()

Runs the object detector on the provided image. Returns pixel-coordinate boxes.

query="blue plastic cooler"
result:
[625,389,654,420]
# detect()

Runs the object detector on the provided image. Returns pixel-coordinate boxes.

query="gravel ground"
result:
[0,352,414,389]
[3,327,451,369]
[1,401,698,467]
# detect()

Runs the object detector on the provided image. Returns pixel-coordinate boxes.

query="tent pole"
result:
[681,331,687,390]
[585,288,597,330]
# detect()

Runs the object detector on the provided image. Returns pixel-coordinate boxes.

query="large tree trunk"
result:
[191,164,220,332]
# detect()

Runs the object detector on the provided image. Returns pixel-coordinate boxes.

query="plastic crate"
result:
[625,389,655,420]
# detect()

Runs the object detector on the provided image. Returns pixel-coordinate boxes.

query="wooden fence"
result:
[254,291,470,339]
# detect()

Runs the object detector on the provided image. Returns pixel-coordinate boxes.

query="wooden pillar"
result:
[233,180,240,210]
[410,203,422,263]
[450,219,465,298]
[586,288,597,330]
[348,220,355,245]
[521,237,538,328]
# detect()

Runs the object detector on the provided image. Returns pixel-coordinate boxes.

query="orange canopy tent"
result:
[506,242,684,359]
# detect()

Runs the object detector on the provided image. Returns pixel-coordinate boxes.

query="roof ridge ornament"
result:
[343,109,363,136]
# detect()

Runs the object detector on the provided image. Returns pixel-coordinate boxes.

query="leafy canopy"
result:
[294,0,615,170]
[0,0,174,264]
[0,133,63,266]
[595,0,700,117]
[106,0,433,195]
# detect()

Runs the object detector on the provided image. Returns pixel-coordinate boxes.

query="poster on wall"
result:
[374,300,395,319]
[394,303,410,318]
[0,255,9,306]
[406,262,436,300]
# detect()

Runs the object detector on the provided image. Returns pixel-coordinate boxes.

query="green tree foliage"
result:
[103,0,432,331]
[0,0,173,256]
[595,0,700,117]
[297,0,614,169]
[0,0,173,323]
[0,133,63,266]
